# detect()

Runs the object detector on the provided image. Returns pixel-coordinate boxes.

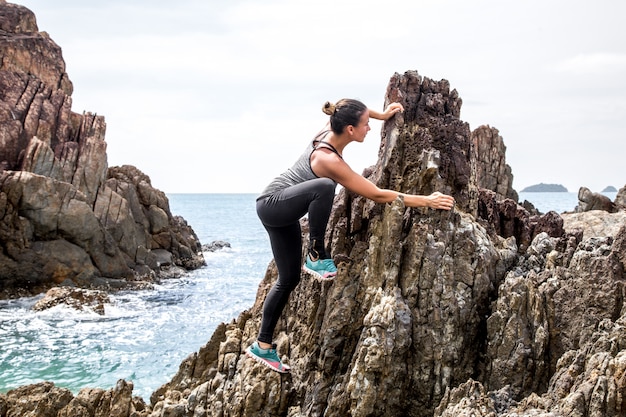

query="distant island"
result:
[520,183,568,192]
[602,186,617,192]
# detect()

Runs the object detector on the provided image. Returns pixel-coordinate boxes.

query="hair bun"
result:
[322,101,336,116]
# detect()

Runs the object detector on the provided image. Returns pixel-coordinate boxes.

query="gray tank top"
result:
[257,131,342,199]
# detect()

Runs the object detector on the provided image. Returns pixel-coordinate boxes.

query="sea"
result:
[0,191,618,400]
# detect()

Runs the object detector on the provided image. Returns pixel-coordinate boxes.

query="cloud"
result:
[14,0,626,194]
[554,53,626,75]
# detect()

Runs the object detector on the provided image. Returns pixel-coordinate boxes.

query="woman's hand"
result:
[369,102,404,121]
[380,102,404,120]
[427,192,455,210]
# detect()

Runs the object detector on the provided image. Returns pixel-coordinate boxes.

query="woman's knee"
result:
[316,178,337,199]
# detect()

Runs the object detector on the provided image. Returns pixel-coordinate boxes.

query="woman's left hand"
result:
[381,102,404,120]
[427,192,455,210]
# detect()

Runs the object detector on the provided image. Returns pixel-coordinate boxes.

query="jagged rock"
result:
[472,125,518,202]
[0,2,204,298]
[433,379,498,417]
[147,70,506,417]
[32,286,111,315]
[0,380,149,417]
[615,184,626,208]
[575,186,617,213]
[476,189,564,253]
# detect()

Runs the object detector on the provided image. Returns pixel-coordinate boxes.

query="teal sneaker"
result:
[303,254,337,280]
[245,341,291,374]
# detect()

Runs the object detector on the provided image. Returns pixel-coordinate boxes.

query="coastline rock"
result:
[476,189,563,253]
[202,240,231,252]
[562,210,626,239]
[0,2,204,299]
[575,186,617,213]
[32,287,111,315]
[472,125,518,201]
[0,380,149,417]
[2,6,626,416]
[615,184,626,208]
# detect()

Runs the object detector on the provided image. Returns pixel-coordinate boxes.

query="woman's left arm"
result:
[369,102,404,120]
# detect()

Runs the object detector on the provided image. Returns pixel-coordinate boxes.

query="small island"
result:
[602,186,617,192]
[520,183,568,192]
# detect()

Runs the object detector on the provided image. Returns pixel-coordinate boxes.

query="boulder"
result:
[32,287,111,315]
[575,186,617,213]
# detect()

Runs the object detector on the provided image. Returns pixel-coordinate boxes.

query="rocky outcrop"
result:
[32,287,111,315]
[138,72,624,417]
[0,2,204,298]
[472,125,518,202]
[575,186,617,213]
[616,184,626,208]
[0,380,149,417]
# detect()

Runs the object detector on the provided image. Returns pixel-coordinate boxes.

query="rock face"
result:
[2,7,626,417]
[141,72,623,417]
[616,185,626,208]
[0,2,204,298]
[472,124,517,202]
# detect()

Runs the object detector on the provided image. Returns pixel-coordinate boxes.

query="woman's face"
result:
[351,110,371,142]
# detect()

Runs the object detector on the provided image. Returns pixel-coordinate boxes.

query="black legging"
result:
[255,177,336,344]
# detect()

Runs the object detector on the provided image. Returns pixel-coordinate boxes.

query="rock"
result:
[615,184,626,208]
[476,189,564,253]
[202,240,232,252]
[0,3,205,298]
[575,186,617,213]
[3,10,626,415]
[472,124,518,201]
[562,210,626,239]
[0,380,150,417]
[33,287,111,315]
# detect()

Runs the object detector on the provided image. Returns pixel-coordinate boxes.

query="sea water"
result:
[0,191,618,400]
[0,194,271,400]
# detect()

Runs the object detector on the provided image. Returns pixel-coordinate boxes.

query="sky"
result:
[15,0,626,194]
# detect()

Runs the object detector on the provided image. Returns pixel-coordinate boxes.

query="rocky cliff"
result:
[0,1,204,298]
[1,3,626,417]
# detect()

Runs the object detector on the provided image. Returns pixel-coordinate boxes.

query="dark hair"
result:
[322,99,367,134]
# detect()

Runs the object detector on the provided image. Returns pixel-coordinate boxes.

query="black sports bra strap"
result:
[312,130,343,159]
[313,140,343,159]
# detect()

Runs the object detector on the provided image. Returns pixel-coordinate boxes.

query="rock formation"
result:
[616,185,626,208]
[575,186,617,213]
[472,125,517,202]
[0,2,204,298]
[1,4,626,417]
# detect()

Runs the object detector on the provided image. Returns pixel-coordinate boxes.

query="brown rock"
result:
[472,124,518,201]
[0,3,204,298]
[32,287,111,315]
[614,184,626,208]
[575,186,617,213]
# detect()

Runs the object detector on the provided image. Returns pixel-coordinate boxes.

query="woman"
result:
[246,99,455,373]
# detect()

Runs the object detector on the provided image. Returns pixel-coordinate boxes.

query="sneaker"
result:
[245,341,291,373]
[303,254,337,280]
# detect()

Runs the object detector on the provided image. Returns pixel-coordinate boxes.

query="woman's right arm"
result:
[313,151,454,210]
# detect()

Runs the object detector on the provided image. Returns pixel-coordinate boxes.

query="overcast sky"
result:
[16,0,626,194]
